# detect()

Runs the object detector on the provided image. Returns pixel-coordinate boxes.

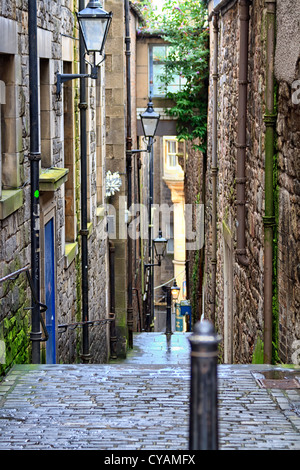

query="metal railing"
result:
[58,317,114,333]
[0,267,49,343]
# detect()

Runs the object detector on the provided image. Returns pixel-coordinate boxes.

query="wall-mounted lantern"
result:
[56,0,112,94]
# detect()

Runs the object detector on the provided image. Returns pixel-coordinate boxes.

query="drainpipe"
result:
[28,0,42,363]
[148,138,154,332]
[125,0,134,348]
[79,0,90,363]
[211,12,219,324]
[236,0,250,267]
[263,0,276,364]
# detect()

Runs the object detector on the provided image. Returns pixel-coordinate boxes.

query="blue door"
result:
[44,218,56,364]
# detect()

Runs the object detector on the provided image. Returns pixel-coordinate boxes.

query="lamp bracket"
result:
[144,261,161,270]
[56,73,90,95]
[56,54,106,95]
[126,149,146,155]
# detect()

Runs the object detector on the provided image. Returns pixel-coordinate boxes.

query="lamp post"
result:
[144,229,168,332]
[140,98,161,151]
[171,279,180,301]
[165,280,180,336]
[127,98,160,334]
[144,230,168,270]
[140,98,160,331]
[56,1,111,362]
[28,0,42,363]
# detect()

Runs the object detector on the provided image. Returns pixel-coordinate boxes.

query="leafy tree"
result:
[134,0,209,151]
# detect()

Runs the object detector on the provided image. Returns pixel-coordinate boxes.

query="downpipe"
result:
[125,0,134,348]
[79,0,90,364]
[236,0,250,268]
[263,0,277,364]
[211,12,219,324]
[28,0,42,363]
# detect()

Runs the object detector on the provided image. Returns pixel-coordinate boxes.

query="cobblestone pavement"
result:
[0,332,299,450]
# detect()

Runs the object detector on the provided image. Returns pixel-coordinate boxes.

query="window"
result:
[149,44,187,98]
[0,54,22,191]
[163,137,185,175]
[166,140,177,168]
[0,52,25,220]
[63,61,76,243]
[40,59,52,167]
[96,71,104,206]
[166,220,174,254]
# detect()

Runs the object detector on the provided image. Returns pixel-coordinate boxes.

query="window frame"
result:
[163,136,185,178]
[149,44,186,98]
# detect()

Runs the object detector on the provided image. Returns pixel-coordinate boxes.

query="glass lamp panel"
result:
[79,17,108,53]
[142,118,159,138]
[154,237,167,258]
[171,286,180,300]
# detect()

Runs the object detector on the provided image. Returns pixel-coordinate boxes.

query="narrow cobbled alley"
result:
[0,332,299,451]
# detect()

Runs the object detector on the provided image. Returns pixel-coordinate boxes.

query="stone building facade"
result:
[104,0,145,355]
[0,0,110,372]
[205,0,300,364]
[136,31,187,332]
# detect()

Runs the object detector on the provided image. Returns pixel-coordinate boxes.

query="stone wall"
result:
[184,140,205,323]
[206,0,300,364]
[206,0,266,363]
[275,0,300,363]
[0,0,109,371]
[105,0,128,357]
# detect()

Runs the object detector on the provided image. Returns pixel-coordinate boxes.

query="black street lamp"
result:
[56,1,112,94]
[144,229,168,270]
[76,0,112,56]
[165,280,181,336]
[56,0,112,362]
[153,230,168,266]
[126,98,160,335]
[140,98,161,150]
[171,280,180,301]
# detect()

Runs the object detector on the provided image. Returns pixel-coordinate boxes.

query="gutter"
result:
[211,12,219,324]
[263,0,277,364]
[28,0,42,363]
[125,0,134,348]
[79,0,90,363]
[236,0,250,267]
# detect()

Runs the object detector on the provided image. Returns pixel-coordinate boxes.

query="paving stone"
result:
[0,333,299,450]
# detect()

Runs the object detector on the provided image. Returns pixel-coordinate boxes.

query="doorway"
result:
[223,228,233,363]
[44,216,56,364]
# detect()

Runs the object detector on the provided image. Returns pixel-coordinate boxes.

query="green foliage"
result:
[252,336,264,364]
[135,0,209,149]
[191,248,200,323]
[271,81,279,364]
[272,148,280,364]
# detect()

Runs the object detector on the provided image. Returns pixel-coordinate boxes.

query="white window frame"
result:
[149,44,187,98]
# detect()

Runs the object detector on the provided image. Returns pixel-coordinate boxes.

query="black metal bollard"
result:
[189,320,221,450]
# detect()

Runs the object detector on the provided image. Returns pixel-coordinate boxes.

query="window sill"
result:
[96,205,105,221]
[0,189,23,220]
[64,242,78,269]
[87,222,93,239]
[39,167,69,192]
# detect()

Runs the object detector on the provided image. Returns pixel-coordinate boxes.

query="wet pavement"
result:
[0,332,299,450]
